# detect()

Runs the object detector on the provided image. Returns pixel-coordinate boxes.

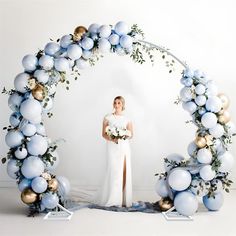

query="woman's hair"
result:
[113,96,125,111]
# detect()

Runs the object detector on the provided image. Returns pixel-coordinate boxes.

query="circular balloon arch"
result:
[2,21,235,216]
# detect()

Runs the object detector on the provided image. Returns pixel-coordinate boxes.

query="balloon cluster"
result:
[4,21,140,213]
[155,69,235,216]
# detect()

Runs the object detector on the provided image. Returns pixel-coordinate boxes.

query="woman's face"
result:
[113,99,123,111]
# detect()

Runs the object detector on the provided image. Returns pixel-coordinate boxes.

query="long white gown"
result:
[91,113,133,207]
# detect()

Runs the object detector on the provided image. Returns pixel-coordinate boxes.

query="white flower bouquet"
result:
[105,126,131,141]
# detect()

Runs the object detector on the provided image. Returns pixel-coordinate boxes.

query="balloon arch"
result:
[2,21,235,216]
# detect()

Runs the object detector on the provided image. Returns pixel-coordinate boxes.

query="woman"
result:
[93,96,133,207]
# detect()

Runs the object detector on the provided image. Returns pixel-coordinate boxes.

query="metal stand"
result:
[162,206,193,221]
[43,204,73,221]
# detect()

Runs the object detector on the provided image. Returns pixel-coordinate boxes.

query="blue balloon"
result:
[203,192,224,211]
[183,78,193,87]
[8,93,23,112]
[15,146,28,160]
[119,35,133,49]
[81,37,94,50]
[174,191,198,216]
[67,44,82,60]
[18,178,32,192]
[9,112,22,127]
[31,177,48,193]
[60,35,73,48]
[44,42,60,56]
[7,159,20,179]
[5,130,24,148]
[54,58,69,72]
[88,23,100,34]
[109,33,120,45]
[14,73,30,93]
[22,54,38,71]
[41,192,59,209]
[38,55,54,70]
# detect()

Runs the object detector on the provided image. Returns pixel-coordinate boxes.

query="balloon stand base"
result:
[162,207,193,221]
[43,204,73,221]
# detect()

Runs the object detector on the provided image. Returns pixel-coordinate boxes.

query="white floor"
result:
[0,188,236,236]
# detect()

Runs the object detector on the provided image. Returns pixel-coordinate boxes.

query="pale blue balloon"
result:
[20,99,42,122]
[5,130,24,148]
[38,55,54,70]
[114,21,129,36]
[98,25,111,38]
[183,78,193,87]
[60,35,73,48]
[217,151,234,172]
[21,156,45,179]
[67,44,82,60]
[82,50,92,59]
[7,159,20,179]
[27,135,48,156]
[54,58,69,72]
[109,33,120,45]
[174,191,198,216]
[183,68,194,78]
[209,124,224,138]
[88,23,100,33]
[164,153,185,172]
[81,37,94,50]
[21,123,37,136]
[197,148,212,164]
[98,38,111,53]
[31,176,48,193]
[187,141,198,157]
[188,157,200,174]
[34,69,49,84]
[14,72,30,93]
[9,112,22,127]
[57,176,70,198]
[22,54,38,71]
[168,168,192,191]
[8,93,24,112]
[15,146,28,159]
[195,84,206,95]
[199,165,216,181]
[198,107,206,115]
[41,192,59,209]
[18,178,32,192]
[119,35,133,49]
[203,192,224,211]
[182,101,197,114]
[35,123,46,136]
[155,178,169,197]
[195,95,206,106]
[76,58,89,69]
[205,96,222,113]
[180,87,192,102]
[201,112,217,129]
[44,42,60,56]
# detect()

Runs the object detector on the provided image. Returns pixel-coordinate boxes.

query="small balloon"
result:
[21,188,38,204]
[32,84,46,101]
[74,26,88,41]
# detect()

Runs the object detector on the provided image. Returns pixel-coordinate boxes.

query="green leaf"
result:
[1,158,7,164]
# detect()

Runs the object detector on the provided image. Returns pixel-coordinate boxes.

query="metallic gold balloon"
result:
[48,178,58,192]
[205,134,213,146]
[74,26,88,41]
[32,84,45,101]
[195,136,207,148]
[21,188,38,204]
[218,93,230,109]
[217,108,225,115]
[158,197,174,211]
[218,111,231,124]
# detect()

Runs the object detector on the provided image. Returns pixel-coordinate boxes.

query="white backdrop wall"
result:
[0,0,236,191]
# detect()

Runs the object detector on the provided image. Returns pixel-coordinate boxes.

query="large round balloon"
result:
[20,99,42,122]
[174,191,198,216]
[217,152,234,172]
[168,168,192,191]
[203,192,224,211]
[31,176,48,193]
[5,130,24,148]
[27,135,48,156]
[41,192,59,209]
[164,153,185,172]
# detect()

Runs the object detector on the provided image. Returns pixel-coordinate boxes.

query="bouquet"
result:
[105,126,131,142]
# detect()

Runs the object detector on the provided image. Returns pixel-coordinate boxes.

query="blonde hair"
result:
[113,96,125,111]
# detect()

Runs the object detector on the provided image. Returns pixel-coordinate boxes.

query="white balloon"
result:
[109,33,120,45]
[98,25,111,38]
[20,99,42,122]
[98,38,111,53]
[195,95,207,106]
[182,101,197,114]
[168,168,192,191]
[180,87,192,102]
[67,44,82,60]
[205,81,218,96]
[34,70,49,84]
[197,148,212,164]
[5,130,24,148]
[27,135,48,156]
[119,35,133,49]
[184,68,194,78]
[201,112,217,128]
[209,124,225,138]
[38,55,54,70]
[217,152,234,172]
[14,73,30,93]
[22,54,38,71]
[199,165,216,181]
[206,96,222,113]
[194,69,204,79]
[114,21,129,36]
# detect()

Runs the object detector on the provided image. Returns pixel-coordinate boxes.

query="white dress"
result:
[92,113,133,207]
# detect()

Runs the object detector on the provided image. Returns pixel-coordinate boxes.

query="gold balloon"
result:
[48,178,58,192]
[195,136,207,148]
[21,188,38,204]
[32,84,45,101]
[218,93,230,109]
[158,197,174,211]
[74,26,88,41]
[217,108,225,115]
[218,111,231,124]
